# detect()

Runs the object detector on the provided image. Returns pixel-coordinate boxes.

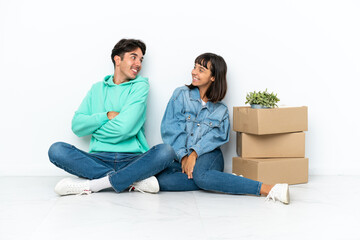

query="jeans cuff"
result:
[256,182,263,196]
[107,171,119,192]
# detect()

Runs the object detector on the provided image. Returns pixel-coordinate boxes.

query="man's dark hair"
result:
[111,39,146,66]
[187,53,227,103]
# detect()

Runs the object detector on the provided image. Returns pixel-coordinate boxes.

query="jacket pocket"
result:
[199,118,221,136]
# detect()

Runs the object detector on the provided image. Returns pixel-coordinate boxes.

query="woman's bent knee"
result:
[192,169,211,190]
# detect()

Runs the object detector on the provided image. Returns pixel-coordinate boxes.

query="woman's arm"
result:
[190,111,230,157]
[182,111,230,178]
[161,88,189,162]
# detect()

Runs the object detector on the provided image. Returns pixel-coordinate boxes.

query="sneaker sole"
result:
[284,185,290,204]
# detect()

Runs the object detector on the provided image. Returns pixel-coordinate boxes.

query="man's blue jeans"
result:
[48,142,175,192]
[156,148,262,195]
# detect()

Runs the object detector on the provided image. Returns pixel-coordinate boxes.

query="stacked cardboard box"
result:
[232,106,309,185]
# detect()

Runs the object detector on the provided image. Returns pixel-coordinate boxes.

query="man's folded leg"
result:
[109,144,176,192]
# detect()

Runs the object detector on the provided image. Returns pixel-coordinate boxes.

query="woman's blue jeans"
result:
[156,148,262,195]
[48,142,175,192]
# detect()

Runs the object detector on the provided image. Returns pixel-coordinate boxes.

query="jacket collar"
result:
[189,87,215,112]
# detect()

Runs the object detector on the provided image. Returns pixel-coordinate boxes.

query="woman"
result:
[156,53,290,204]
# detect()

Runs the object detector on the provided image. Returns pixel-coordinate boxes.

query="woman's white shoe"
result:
[265,183,290,204]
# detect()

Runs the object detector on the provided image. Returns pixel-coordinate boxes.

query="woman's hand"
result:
[181,156,188,172]
[181,151,198,179]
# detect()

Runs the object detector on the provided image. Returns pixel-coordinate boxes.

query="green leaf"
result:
[245,89,280,108]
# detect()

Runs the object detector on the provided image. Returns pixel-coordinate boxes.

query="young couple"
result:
[48,38,290,204]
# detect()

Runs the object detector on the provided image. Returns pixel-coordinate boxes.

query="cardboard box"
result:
[232,157,308,185]
[236,132,305,158]
[233,106,308,135]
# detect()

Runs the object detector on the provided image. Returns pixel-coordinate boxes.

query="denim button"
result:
[197,123,200,126]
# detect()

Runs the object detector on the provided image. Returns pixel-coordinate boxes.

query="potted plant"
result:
[245,89,280,109]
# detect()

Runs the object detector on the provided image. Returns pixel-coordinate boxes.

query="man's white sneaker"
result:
[55,177,92,196]
[265,183,290,204]
[129,176,160,194]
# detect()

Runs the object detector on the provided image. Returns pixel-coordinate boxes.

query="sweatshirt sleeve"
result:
[92,81,149,144]
[71,87,109,137]
[161,89,188,162]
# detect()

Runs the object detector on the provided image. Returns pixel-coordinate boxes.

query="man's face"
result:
[116,47,144,80]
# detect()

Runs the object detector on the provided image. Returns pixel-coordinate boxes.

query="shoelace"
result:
[232,173,244,177]
[129,185,145,194]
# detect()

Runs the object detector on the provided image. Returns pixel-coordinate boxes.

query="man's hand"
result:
[181,151,198,179]
[107,111,119,120]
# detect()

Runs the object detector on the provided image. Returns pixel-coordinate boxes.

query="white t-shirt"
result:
[201,99,206,107]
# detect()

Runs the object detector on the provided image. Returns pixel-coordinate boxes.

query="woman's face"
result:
[191,62,215,92]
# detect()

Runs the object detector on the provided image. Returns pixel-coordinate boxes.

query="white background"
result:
[1,0,359,176]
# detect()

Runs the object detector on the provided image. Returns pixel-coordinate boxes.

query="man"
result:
[48,39,175,196]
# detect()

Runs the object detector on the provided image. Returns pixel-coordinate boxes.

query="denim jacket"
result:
[161,86,230,162]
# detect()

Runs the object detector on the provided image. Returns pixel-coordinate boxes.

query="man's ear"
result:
[114,55,121,65]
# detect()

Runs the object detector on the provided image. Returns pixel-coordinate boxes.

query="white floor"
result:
[1,176,359,240]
